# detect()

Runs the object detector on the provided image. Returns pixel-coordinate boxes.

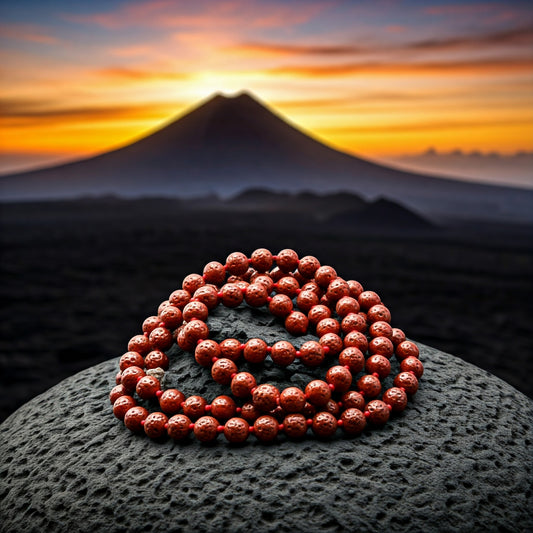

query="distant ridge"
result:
[1,91,532,224]
[329,197,435,230]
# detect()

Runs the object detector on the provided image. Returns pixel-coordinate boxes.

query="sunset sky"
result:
[1,0,532,186]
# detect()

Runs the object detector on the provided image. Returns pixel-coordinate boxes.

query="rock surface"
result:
[1,305,532,533]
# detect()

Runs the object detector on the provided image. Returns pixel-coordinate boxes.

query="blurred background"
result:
[1,0,532,422]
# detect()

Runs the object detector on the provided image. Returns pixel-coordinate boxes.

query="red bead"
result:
[276,276,300,298]
[110,384,127,404]
[143,349,168,370]
[346,279,364,298]
[142,316,160,334]
[219,283,244,307]
[335,296,360,317]
[149,327,173,351]
[194,416,220,442]
[225,252,249,276]
[240,402,260,423]
[124,406,149,432]
[369,321,393,339]
[250,248,274,272]
[298,255,320,278]
[136,375,160,399]
[396,340,420,360]
[193,285,219,310]
[252,384,280,412]
[285,311,309,335]
[338,347,365,373]
[341,313,367,334]
[311,412,338,438]
[219,338,243,361]
[252,274,274,294]
[305,380,331,407]
[365,354,391,379]
[119,351,144,372]
[169,289,191,309]
[210,395,237,421]
[324,399,340,417]
[253,415,279,442]
[358,290,381,311]
[203,261,226,285]
[298,340,325,367]
[195,339,221,366]
[319,332,343,356]
[143,412,168,439]
[244,283,269,307]
[182,273,205,294]
[368,336,394,358]
[307,304,331,326]
[365,400,390,425]
[127,334,152,356]
[283,413,308,439]
[326,277,350,302]
[400,356,424,378]
[182,301,209,322]
[231,372,257,398]
[341,391,365,411]
[366,304,391,324]
[343,331,368,353]
[280,386,306,413]
[120,365,145,392]
[316,318,340,337]
[182,395,207,419]
[268,294,293,318]
[158,305,183,329]
[276,249,299,272]
[357,374,382,398]
[394,372,419,394]
[243,338,268,363]
[391,328,406,346]
[167,414,192,440]
[301,281,322,296]
[211,358,238,385]
[176,327,194,351]
[326,366,352,393]
[113,395,136,420]
[340,408,367,435]
[181,320,209,346]
[296,290,319,313]
[158,389,185,415]
[270,340,296,366]
[382,387,408,412]
[223,417,250,443]
[314,265,337,288]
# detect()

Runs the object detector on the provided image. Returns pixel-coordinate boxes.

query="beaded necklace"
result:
[110,249,423,443]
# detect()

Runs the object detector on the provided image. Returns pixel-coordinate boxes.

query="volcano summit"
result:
[1,91,531,224]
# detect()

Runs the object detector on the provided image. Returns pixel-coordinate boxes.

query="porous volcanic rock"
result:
[1,305,532,533]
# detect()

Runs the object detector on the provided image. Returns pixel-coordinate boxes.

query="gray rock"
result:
[1,305,532,533]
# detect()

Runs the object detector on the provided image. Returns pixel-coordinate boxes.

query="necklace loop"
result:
[110,249,423,443]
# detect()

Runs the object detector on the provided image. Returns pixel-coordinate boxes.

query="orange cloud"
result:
[321,117,533,135]
[268,57,533,78]
[94,67,191,81]
[0,100,178,126]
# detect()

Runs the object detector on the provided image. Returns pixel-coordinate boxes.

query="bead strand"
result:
[110,249,423,444]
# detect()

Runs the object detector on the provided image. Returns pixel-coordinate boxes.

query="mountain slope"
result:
[1,91,532,223]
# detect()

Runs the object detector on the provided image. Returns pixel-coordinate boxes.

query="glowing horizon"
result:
[1,0,532,185]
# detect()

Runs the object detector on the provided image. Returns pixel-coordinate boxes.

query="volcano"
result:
[1,91,532,223]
